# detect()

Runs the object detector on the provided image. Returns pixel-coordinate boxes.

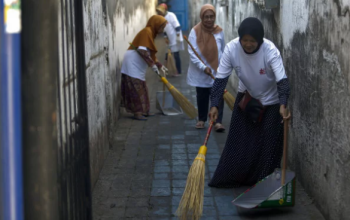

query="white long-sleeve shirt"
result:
[216,38,287,105]
[121,46,149,81]
[164,12,184,52]
[186,28,225,88]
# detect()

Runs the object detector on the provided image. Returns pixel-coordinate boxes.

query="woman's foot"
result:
[143,112,156,117]
[195,121,205,129]
[133,113,147,121]
[214,123,225,132]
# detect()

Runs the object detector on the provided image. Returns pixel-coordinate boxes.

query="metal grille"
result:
[57,0,92,219]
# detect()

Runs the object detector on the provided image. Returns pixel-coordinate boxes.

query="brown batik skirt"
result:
[121,74,150,114]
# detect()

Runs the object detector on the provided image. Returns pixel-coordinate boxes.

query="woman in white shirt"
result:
[187,4,226,132]
[121,15,168,121]
[208,17,291,188]
[156,3,184,75]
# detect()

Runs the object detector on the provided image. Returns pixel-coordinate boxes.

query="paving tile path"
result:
[92,35,325,220]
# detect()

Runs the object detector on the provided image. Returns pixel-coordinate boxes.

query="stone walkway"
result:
[92,36,325,220]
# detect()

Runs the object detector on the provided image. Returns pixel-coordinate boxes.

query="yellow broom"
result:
[166,49,178,76]
[129,43,198,119]
[183,36,236,111]
[176,121,214,220]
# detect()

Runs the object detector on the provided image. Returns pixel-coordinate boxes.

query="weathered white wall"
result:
[83,0,157,186]
[189,0,350,219]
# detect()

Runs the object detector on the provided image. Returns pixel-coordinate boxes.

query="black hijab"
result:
[238,17,264,54]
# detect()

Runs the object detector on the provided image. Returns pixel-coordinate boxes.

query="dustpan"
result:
[156,91,183,116]
[232,169,296,209]
[232,109,296,209]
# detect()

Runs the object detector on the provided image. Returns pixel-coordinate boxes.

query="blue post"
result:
[1,1,24,220]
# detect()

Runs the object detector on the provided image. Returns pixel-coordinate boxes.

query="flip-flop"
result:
[143,113,156,117]
[133,116,148,121]
[214,123,225,132]
[195,121,205,129]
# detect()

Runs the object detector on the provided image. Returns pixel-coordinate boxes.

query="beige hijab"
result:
[193,4,223,71]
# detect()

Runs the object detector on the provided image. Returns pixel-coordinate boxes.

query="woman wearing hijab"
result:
[121,15,168,121]
[208,17,291,188]
[187,4,226,132]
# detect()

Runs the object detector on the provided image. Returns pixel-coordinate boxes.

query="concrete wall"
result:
[82,0,157,186]
[189,0,350,219]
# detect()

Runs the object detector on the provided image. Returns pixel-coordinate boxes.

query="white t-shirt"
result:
[164,12,184,52]
[121,46,149,81]
[187,28,225,88]
[216,38,287,105]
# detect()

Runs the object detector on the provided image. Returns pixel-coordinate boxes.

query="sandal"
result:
[214,123,225,132]
[195,121,205,129]
[143,112,156,117]
[133,115,148,121]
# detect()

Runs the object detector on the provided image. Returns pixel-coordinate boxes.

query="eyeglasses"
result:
[203,15,215,20]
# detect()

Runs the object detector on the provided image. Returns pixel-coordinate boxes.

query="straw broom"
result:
[183,36,236,111]
[166,49,178,76]
[176,121,214,220]
[129,43,198,119]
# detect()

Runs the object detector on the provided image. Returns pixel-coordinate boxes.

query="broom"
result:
[166,49,178,77]
[183,36,236,111]
[129,43,198,119]
[176,121,214,220]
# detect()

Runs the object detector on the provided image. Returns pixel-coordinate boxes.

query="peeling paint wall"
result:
[83,0,157,186]
[189,0,350,219]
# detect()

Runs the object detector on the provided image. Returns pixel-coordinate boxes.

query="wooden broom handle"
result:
[203,121,214,146]
[183,36,215,80]
[281,108,290,186]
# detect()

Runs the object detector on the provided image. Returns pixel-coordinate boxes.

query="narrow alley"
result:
[1,1,349,220]
[92,36,325,220]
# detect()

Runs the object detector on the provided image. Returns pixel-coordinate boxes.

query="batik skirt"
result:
[121,74,150,114]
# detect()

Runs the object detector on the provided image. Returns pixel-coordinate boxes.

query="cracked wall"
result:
[189,0,350,219]
[83,0,157,187]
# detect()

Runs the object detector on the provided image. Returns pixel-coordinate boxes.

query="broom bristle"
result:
[167,51,177,76]
[223,91,236,111]
[176,153,206,220]
[164,81,198,119]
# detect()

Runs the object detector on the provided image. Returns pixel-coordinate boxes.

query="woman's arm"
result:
[277,78,290,107]
[170,13,181,36]
[277,78,291,118]
[210,76,229,108]
[137,47,155,67]
[137,47,163,68]
[268,46,291,117]
[215,43,234,79]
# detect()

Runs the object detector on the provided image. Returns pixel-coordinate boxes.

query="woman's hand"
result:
[209,107,218,122]
[151,64,159,73]
[280,105,291,120]
[204,67,212,76]
[165,38,169,44]
[161,66,168,74]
